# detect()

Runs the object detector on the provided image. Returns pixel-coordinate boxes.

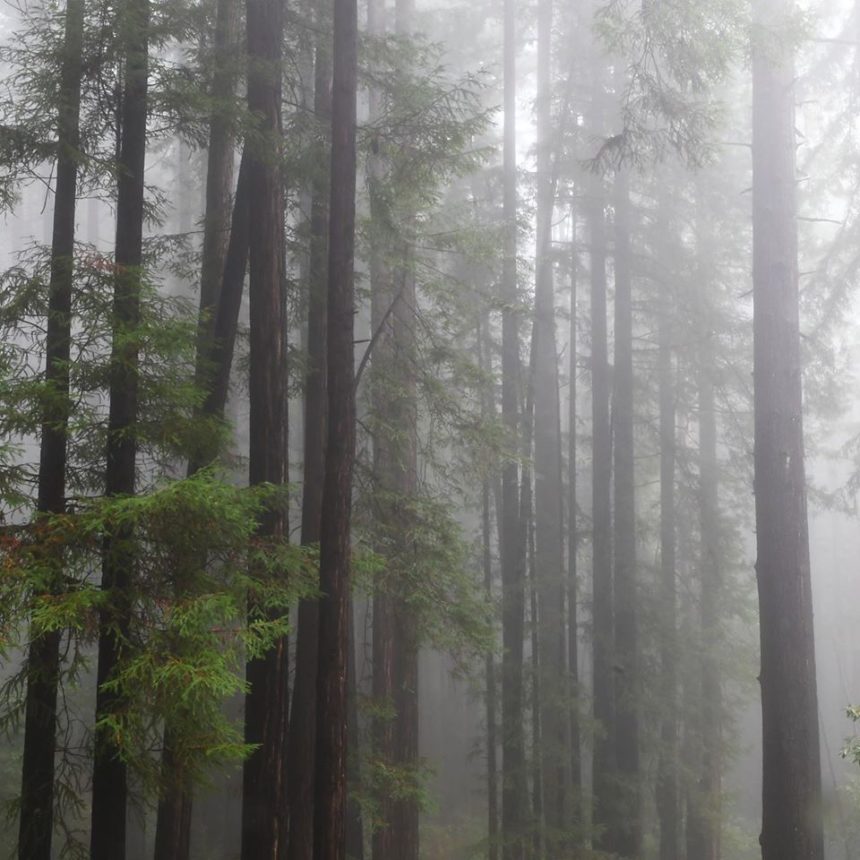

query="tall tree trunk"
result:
[197,0,240,341]
[656,309,678,860]
[18,0,84,856]
[587,172,614,855]
[752,0,824,855]
[89,0,149,854]
[240,0,287,851]
[696,327,721,860]
[566,216,581,819]
[313,0,358,852]
[501,0,527,855]
[612,172,640,858]
[288,24,332,860]
[200,149,251,425]
[532,0,568,847]
[480,314,499,860]
[369,1,420,856]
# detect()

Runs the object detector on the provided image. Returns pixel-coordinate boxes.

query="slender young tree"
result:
[752,0,824,856]
[612,171,640,857]
[656,302,678,860]
[566,213,581,817]
[240,0,287,850]
[369,0,420,855]
[587,168,614,854]
[313,0,358,852]
[17,0,84,856]
[89,0,150,854]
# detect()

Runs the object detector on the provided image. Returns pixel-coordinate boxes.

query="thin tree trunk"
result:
[240,0,287,850]
[587,171,614,855]
[566,217,581,818]
[18,0,84,856]
[197,0,240,341]
[612,171,640,858]
[533,0,568,847]
[480,314,499,860]
[501,0,527,854]
[89,0,149,854]
[288,23,332,860]
[752,0,824,854]
[313,0,358,852]
[200,149,251,425]
[346,598,365,860]
[697,327,721,860]
[656,309,678,860]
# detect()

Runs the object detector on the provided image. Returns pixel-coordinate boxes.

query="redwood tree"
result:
[752,0,824,855]
[89,0,150,854]
[17,0,84,855]
[313,0,358,852]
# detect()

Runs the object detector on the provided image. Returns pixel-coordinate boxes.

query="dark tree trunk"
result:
[656,310,678,860]
[345,599,365,860]
[532,0,568,846]
[240,0,287,851]
[197,0,240,341]
[200,149,251,426]
[587,172,614,855]
[500,0,527,856]
[18,0,84,856]
[288,25,332,860]
[611,172,640,858]
[313,0,358,852]
[752,0,824,855]
[89,0,149,855]
[154,1,241,851]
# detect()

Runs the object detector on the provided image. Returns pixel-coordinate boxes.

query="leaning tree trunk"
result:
[89,0,149,855]
[752,0,824,855]
[18,0,84,856]
[240,0,287,852]
[313,0,358,852]
[288,23,332,860]
[612,171,640,858]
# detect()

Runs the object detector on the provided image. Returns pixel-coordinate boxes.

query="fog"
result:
[0,0,858,857]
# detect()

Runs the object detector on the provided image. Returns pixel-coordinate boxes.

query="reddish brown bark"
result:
[312,0,358,853]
